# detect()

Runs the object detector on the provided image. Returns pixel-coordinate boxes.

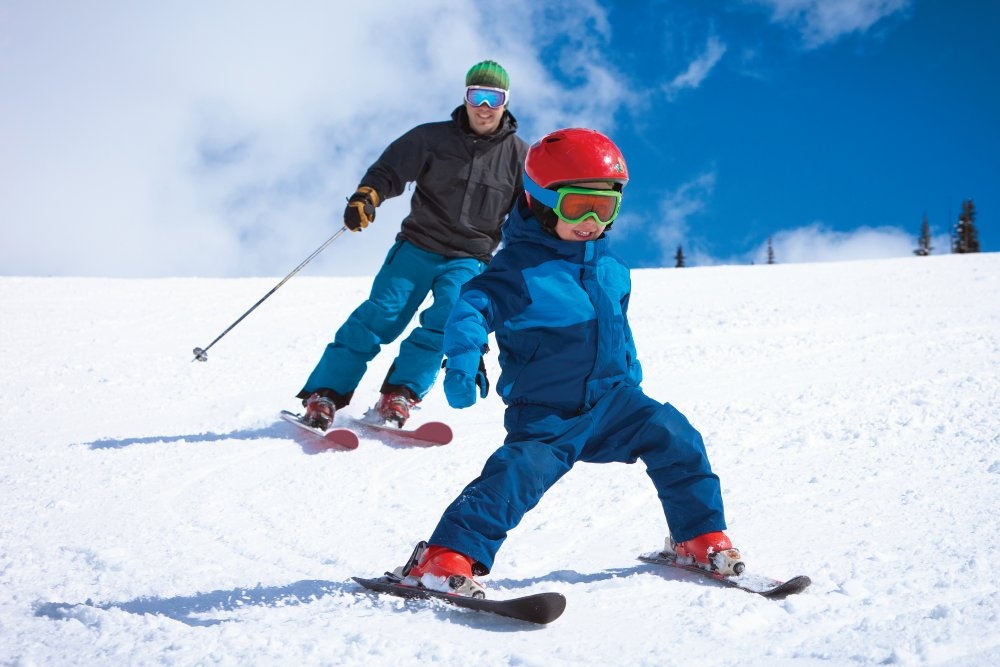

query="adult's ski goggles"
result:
[524,175,622,226]
[465,85,509,109]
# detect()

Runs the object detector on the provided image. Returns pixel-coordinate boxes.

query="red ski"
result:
[352,417,453,446]
[279,410,359,450]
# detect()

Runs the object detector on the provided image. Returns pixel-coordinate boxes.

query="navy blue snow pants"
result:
[428,384,727,572]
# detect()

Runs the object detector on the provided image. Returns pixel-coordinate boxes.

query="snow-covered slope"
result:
[2,254,998,665]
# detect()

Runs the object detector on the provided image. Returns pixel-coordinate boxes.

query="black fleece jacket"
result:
[357,106,528,263]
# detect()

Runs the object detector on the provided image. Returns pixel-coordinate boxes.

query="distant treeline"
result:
[915,198,980,256]
[672,198,982,268]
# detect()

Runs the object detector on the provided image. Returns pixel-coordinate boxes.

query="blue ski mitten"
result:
[443,352,489,409]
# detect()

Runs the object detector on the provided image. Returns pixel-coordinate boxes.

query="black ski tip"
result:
[757,575,812,599]
[519,590,566,625]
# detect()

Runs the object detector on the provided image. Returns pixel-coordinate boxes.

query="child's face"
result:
[553,181,616,242]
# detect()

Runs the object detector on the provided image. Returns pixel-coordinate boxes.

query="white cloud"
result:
[633,183,930,267]
[665,36,727,98]
[0,0,627,278]
[623,171,718,265]
[753,222,919,264]
[750,0,911,47]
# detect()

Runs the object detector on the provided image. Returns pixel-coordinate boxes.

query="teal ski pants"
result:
[300,239,484,403]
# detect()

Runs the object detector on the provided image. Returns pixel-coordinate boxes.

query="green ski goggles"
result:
[551,186,622,225]
[525,175,622,226]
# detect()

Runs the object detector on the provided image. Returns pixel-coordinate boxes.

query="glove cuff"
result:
[356,185,380,207]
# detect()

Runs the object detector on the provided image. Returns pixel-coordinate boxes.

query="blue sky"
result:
[607,0,998,267]
[1,0,996,277]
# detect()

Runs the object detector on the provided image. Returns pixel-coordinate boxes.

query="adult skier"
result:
[296,60,527,430]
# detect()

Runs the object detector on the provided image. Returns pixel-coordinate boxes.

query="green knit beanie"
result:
[465,60,510,90]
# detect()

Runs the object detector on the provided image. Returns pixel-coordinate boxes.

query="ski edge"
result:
[637,552,811,599]
[352,575,566,625]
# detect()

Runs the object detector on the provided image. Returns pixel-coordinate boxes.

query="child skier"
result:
[388,128,743,597]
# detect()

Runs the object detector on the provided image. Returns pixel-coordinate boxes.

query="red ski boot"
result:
[302,393,335,430]
[375,392,418,428]
[397,542,485,598]
[669,531,745,576]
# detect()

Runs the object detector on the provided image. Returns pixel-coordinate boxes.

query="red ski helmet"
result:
[524,128,628,190]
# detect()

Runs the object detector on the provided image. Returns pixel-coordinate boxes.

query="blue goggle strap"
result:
[523,173,559,209]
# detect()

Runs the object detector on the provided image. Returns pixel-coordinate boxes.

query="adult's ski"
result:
[279,410,359,449]
[351,417,453,446]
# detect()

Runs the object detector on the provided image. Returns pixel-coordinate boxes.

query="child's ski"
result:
[353,575,566,625]
[638,551,811,599]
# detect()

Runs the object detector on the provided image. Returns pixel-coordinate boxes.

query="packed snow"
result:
[2,253,998,666]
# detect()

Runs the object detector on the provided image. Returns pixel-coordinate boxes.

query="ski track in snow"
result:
[2,254,999,665]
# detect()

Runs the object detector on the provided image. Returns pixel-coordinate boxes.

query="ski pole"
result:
[192,226,350,362]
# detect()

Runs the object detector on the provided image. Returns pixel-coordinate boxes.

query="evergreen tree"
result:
[767,236,776,265]
[914,213,933,256]
[952,199,981,253]
[675,245,685,268]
